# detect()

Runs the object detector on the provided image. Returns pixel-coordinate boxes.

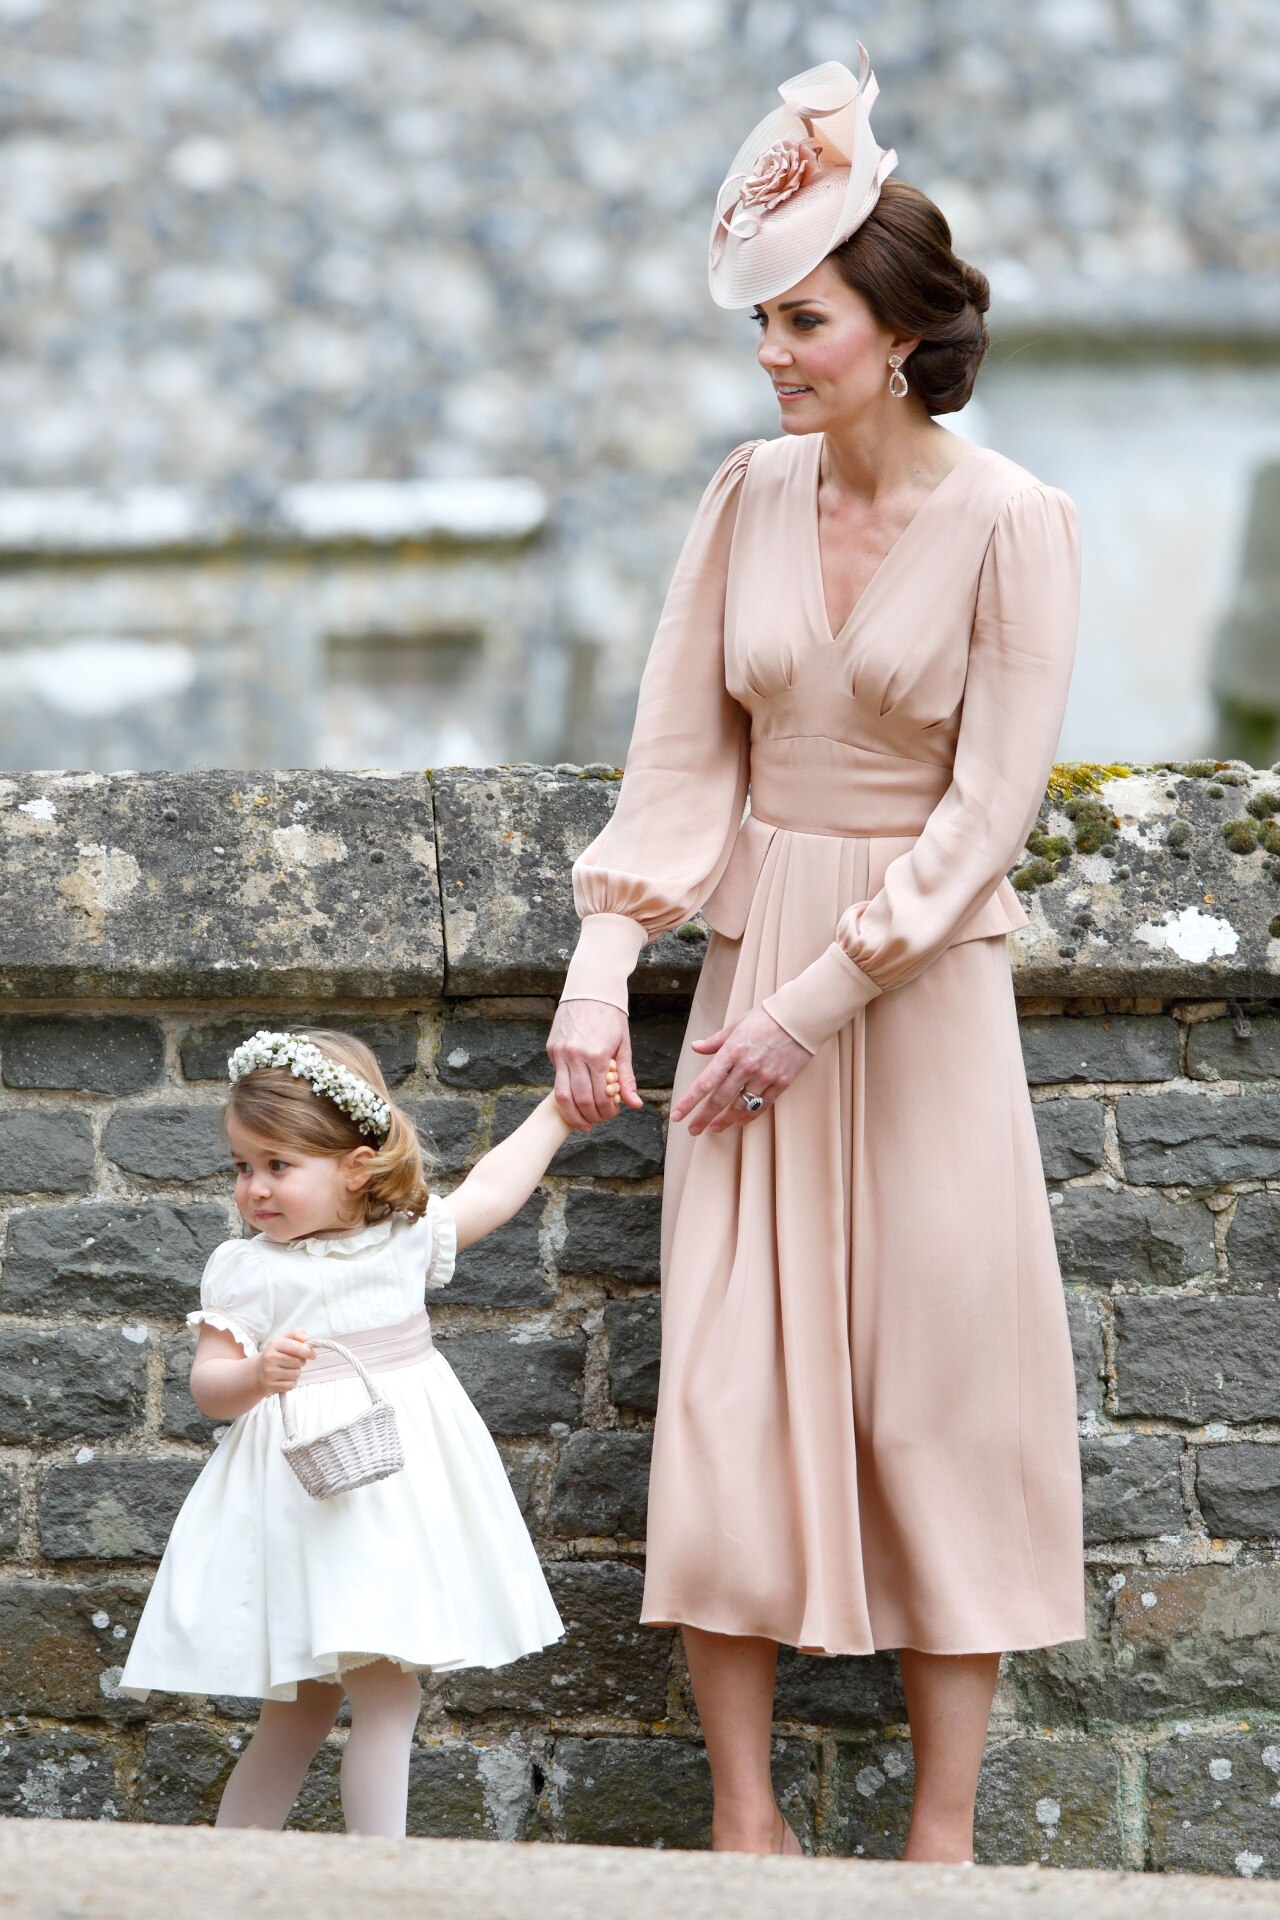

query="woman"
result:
[546,50,1085,1864]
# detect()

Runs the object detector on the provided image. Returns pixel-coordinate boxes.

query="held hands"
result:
[257,1328,314,1396]
[445,1058,626,1255]
[670,1006,814,1136]
[548,999,644,1131]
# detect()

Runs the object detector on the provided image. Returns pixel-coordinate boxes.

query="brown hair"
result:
[828,179,990,416]
[223,1028,429,1225]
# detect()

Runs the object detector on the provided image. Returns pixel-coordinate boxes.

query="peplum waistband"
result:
[748,734,950,837]
[295,1308,434,1385]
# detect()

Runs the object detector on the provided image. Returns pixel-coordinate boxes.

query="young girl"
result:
[120,1026,621,1837]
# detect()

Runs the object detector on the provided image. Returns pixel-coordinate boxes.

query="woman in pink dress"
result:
[546,49,1085,1864]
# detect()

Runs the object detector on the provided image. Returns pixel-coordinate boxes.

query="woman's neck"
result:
[819,417,965,505]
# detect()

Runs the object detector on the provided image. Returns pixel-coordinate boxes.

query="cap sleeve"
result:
[186,1239,270,1357]
[559,439,761,1013]
[424,1192,458,1291]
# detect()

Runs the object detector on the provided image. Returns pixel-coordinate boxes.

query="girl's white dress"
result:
[120,1196,564,1702]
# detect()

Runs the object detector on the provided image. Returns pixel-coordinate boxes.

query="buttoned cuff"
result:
[559,912,649,1015]
[760,940,883,1055]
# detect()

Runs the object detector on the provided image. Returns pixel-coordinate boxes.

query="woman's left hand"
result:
[669,1007,813,1136]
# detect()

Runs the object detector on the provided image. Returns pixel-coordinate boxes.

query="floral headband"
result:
[227,1030,392,1141]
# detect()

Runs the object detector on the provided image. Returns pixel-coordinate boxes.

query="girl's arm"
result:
[449,1081,617,1251]
[189,1324,314,1420]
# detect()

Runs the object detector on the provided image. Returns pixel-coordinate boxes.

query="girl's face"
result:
[752,261,917,434]
[226,1115,373,1244]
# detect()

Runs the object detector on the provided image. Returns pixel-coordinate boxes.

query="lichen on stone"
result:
[1045,763,1136,805]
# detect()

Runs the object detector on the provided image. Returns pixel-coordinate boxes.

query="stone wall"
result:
[5,0,1273,512]
[0,479,555,775]
[3,2,1279,772]
[3,762,1280,1873]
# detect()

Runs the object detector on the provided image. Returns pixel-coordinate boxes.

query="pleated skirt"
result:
[640,823,1088,1655]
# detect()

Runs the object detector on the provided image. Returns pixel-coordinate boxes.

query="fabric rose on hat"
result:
[739,137,821,214]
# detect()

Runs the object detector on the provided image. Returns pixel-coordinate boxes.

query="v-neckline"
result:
[808,435,984,644]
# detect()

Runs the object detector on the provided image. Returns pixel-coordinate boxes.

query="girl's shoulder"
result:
[379,1197,458,1292]
[200,1234,260,1290]
[191,1235,270,1353]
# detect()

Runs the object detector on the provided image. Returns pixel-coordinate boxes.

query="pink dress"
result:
[559,431,1087,1655]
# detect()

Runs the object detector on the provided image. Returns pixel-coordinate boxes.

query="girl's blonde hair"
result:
[222,1028,428,1224]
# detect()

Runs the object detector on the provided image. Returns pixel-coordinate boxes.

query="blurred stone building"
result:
[1,0,1278,773]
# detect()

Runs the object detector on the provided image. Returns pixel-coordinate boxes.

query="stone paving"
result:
[4,1821,1280,1920]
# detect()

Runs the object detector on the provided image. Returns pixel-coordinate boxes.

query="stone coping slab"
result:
[0,770,443,999]
[3,761,1280,1001]
[0,477,548,556]
[1,1821,1279,1920]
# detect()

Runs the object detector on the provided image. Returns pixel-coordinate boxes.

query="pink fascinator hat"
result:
[708,46,898,310]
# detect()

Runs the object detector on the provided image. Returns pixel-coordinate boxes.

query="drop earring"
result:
[887,353,908,398]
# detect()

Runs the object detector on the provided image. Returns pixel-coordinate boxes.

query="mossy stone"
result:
[1063,798,1118,855]
[1013,858,1058,892]
[1224,818,1260,853]
[1026,830,1071,861]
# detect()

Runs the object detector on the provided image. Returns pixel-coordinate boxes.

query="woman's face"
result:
[752,260,914,434]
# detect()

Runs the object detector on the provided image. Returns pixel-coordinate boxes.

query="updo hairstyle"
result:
[829,178,990,415]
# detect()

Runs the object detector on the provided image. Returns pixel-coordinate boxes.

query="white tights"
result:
[215,1661,423,1837]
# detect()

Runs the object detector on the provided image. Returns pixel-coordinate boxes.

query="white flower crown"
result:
[226,1030,392,1141]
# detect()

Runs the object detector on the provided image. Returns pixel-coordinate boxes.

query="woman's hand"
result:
[670,1007,813,1136]
[257,1328,314,1395]
[547,999,644,1130]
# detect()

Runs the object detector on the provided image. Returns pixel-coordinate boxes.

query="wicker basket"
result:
[278,1337,406,1500]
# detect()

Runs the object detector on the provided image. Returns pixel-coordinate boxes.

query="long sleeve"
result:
[762,483,1081,1055]
[558,441,760,1014]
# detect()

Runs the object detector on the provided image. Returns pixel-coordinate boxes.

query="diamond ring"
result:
[740,1090,764,1113]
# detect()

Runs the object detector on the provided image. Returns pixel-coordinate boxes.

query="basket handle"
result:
[276,1335,386,1442]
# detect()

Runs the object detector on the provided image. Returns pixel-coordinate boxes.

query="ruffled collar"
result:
[280,1215,397,1259]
